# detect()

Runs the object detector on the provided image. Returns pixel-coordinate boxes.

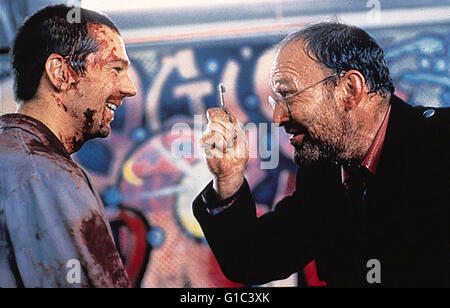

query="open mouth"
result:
[105,102,118,112]
[284,124,309,147]
[286,125,308,137]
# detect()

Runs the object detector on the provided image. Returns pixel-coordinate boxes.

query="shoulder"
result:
[412,105,450,126]
[389,98,450,175]
[0,131,85,192]
[411,106,450,149]
[391,95,449,125]
[390,96,449,145]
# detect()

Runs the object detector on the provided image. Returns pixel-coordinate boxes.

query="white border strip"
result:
[120,6,450,44]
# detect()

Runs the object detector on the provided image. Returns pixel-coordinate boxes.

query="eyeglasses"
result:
[268,73,340,116]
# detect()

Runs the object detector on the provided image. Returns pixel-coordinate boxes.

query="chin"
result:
[98,129,111,138]
[294,151,319,167]
[293,147,320,167]
[85,127,111,141]
[292,138,332,167]
[97,122,112,138]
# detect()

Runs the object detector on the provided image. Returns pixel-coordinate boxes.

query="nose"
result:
[120,73,137,98]
[272,102,290,127]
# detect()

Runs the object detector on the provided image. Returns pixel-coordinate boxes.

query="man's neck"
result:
[361,102,391,174]
[343,94,391,165]
[17,97,84,154]
[362,95,391,156]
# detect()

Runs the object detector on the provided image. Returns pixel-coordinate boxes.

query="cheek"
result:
[74,81,107,114]
[90,75,111,92]
[293,102,334,138]
[290,98,317,125]
[83,74,112,98]
[99,71,120,91]
[305,91,337,126]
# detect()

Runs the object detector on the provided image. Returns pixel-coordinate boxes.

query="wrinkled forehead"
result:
[271,41,313,74]
[270,40,325,87]
[87,24,129,63]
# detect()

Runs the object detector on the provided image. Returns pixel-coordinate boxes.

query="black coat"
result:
[193,96,450,288]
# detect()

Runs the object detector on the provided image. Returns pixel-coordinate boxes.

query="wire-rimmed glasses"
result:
[268,73,340,115]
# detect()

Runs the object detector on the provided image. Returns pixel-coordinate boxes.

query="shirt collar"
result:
[361,104,391,175]
[0,113,70,158]
[341,104,391,186]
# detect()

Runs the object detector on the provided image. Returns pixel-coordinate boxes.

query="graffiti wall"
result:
[72,40,300,287]
[0,22,448,287]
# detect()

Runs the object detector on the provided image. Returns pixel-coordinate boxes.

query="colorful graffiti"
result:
[384,33,450,107]
[0,24,448,288]
[74,42,299,287]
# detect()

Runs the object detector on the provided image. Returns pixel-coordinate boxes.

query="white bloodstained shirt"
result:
[0,114,129,288]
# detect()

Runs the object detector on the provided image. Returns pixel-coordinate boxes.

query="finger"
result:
[201,134,227,160]
[232,123,249,159]
[232,122,245,141]
[207,107,239,126]
[203,147,225,161]
[206,108,228,122]
[204,124,231,144]
[208,122,237,147]
[201,130,227,153]
[207,118,233,132]
[224,107,237,124]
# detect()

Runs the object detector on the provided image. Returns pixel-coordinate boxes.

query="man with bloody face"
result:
[0,5,136,287]
[194,22,449,287]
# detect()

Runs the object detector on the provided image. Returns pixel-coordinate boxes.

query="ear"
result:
[340,70,366,111]
[44,54,72,92]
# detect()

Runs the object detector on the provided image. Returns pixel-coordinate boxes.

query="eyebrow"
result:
[271,77,297,91]
[109,59,130,67]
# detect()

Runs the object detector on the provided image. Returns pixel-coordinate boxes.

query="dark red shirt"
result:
[342,104,391,186]
[307,104,391,287]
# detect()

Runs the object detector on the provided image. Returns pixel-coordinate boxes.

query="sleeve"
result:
[193,174,315,285]
[3,168,129,288]
[200,180,243,215]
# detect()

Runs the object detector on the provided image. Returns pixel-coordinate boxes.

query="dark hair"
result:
[11,4,120,101]
[278,22,394,96]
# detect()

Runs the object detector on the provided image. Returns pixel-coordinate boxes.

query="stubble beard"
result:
[292,93,364,167]
[78,107,112,144]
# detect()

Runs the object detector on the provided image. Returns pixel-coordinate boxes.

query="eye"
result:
[113,67,123,73]
[278,90,294,99]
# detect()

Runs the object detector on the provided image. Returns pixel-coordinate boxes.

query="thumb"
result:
[225,107,238,124]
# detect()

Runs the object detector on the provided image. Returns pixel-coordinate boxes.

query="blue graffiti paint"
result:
[205,58,220,74]
[402,73,450,88]
[131,127,148,144]
[385,35,446,60]
[147,227,165,248]
[111,104,126,131]
[102,186,123,208]
[244,94,259,110]
[385,32,449,107]
[76,140,113,175]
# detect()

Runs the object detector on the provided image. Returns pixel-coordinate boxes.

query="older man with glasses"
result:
[193,22,449,287]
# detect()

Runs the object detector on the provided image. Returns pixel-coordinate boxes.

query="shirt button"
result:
[423,108,435,118]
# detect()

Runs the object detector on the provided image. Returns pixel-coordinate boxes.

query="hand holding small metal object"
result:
[200,84,249,199]
[217,83,236,141]
[217,83,232,121]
